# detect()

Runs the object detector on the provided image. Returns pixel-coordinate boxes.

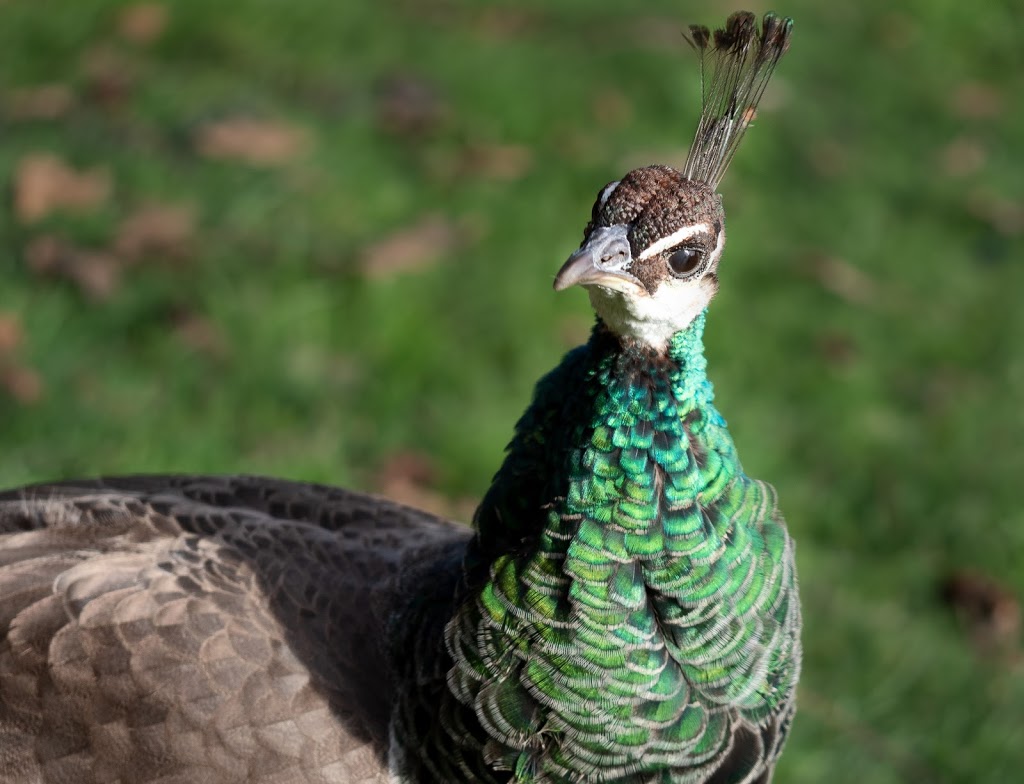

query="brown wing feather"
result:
[0,475,471,783]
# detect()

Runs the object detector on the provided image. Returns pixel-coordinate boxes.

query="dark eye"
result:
[667,247,704,277]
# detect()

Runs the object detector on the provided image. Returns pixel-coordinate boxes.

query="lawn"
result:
[1,1,1022,781]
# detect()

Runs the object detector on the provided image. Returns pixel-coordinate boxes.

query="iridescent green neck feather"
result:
[428,312,800,783]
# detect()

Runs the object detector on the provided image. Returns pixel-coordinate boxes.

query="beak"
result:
[553,225,644,295]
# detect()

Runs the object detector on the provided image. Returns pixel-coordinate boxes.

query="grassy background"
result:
[2,0,1023,781]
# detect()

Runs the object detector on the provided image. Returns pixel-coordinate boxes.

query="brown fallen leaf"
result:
[195,117,310,166]
[966,188,1024,237]
[380,450,437,487]
[817,332,858,368]
[949,81,1003,120]
[471,7,539,40]
[807,139,849,178]
[876,12,919,51]
[0,313,39,404]
[360,214,461,280]
[118,2,169,45]
[171,310,230,360]
[940,570,1021,652]
[25,235,121,302]
[374,73,448,138]
[6,83,75,120]
[809,255,878,306]
[375,451,454,519]
[591,89,633,129]
[458,143,533,181]
[0,313,23,356]
[13,153,112,224]
[0,365,44,405]
[940,136,986,178]
[115,203,195,262]
[81,45,135,108]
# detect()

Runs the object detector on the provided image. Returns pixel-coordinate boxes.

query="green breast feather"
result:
[444,311,801,783]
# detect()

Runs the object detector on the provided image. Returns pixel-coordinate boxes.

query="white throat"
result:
[588,228,725,351]
[588,278,716,352]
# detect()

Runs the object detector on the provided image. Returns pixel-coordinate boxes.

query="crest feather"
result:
[683,11,793,188]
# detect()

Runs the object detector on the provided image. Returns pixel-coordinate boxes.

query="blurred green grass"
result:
[2,1,1023,781]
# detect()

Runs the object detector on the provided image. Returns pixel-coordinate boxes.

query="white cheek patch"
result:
[597,181,620,210]
[637,222,712,261]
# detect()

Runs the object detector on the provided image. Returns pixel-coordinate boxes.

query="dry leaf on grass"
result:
[81,45,136,108]
[876,12,919,51]
[949,81,1002,120]
[966,189,1024,237]
[940,136,986,178]
[0,312,42,404]
[458,143,533,181]
[817,333,858,368]
[807,139,849,178]
[14,153,111,224]
[0,314,23,356]
[375,451,459,519]
[115,203,195,262]
[195,118,310,166]
[940,570,1021,653]
[374,73,448,138]
[0,365,44,405]
[6,84,75,120]
[591,89,634,129]
[380,450,437,487]
[471,7,539,40]
[170,310,230,360]
[360,214,462,279]
[809,255,878,306]
[118,2,169,45]
[25,235,121,302]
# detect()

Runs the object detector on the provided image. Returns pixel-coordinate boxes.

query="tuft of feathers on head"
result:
[682,11,792,189]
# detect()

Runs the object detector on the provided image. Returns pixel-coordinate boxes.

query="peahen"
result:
[0,11,800,784]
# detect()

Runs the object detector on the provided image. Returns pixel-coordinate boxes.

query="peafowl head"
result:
[554,11,792,351]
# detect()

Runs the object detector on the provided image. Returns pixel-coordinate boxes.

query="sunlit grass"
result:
[2,2,1022,781]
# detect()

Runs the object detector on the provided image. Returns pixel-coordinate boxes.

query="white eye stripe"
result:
[597,181,620,210]
[637,222,712,261]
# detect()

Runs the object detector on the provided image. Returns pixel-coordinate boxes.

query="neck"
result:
[666,310,712,395]
[473,311,720,556]
[467,311,716,567]
[397,309,799,781]
[440,309,787,778]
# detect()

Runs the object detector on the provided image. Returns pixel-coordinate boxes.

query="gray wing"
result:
[0,475,471,784]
